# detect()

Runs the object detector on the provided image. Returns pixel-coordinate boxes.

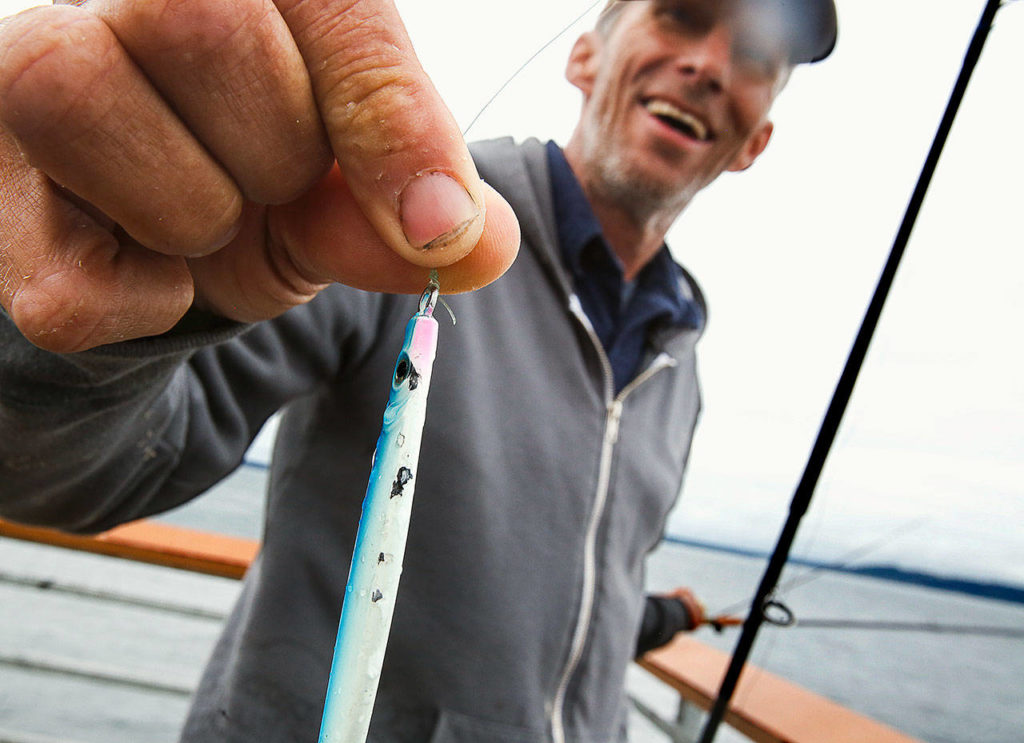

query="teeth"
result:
[645,99,710,141]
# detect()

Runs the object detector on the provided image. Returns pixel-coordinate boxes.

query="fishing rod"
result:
[697,1,1009,741]
[766,619,1024,638]
[709,518,930,620]
[703,605,1024,640]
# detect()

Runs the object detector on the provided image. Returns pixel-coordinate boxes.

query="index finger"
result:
[277,0,495,268]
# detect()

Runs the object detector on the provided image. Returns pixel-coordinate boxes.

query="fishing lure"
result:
[318,272,442,743]
[317,6,600,737]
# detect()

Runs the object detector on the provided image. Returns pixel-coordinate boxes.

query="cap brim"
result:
[789,0,838,63]
[611,0,838,64]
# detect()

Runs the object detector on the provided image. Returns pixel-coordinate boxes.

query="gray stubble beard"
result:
[575,117,698,230]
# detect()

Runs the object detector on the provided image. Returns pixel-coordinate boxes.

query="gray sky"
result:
[409,0,1024,584]
[3,0,1021,584]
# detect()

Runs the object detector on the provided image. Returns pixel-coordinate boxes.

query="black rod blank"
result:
[697,1,1006,740]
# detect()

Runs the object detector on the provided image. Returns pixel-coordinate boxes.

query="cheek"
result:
[731,89,774,135]
[597,65,633,105]
[723,115,765,158]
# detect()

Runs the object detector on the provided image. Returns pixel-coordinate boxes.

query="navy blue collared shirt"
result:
[545,141,703,393]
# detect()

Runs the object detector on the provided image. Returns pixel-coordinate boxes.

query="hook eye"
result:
[418,270,440,316]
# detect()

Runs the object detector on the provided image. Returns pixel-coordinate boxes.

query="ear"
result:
[727,121,774,172]
[565,31,600,96]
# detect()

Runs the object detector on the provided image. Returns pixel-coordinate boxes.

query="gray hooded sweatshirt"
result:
[0,137,705,742]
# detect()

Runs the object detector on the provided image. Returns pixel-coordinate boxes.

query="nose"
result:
[675,25,733,95]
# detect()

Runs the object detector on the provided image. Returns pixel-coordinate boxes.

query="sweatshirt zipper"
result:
[549,298,677,743]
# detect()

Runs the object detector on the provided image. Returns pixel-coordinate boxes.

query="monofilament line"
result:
[462,1,605,137]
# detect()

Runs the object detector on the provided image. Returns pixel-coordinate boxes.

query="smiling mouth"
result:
[644,99,712,142]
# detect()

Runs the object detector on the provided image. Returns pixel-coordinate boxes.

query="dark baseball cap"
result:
[746,0,838,63]
[601,0,838,64]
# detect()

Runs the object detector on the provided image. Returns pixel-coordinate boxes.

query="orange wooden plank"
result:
[638,636,922,743]
[0,518,258,579]
[2,517,921,743]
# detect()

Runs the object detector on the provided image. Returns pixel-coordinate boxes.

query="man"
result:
[0,1,836,741]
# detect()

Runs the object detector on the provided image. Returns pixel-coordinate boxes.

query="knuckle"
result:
[262,231,329,303]
[240,130,332,206]
[4,227,118,352]
[0,6,112,110]
[9,271,105,354]
[193,233,326,322]
[7,232,193,353]
[325,50,415,120]
[111,0,272,59]
[324,59,424,166]
[331,60,417,129]
[246,161,328,207]
[99,0,331,208]
[303,7,420,119]
[0,6,118,133]
[128,187,244,258]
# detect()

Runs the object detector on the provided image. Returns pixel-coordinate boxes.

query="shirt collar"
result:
[544,141,703,331]
[545,140,605,277]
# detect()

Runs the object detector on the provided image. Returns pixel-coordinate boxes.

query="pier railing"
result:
[0,517,921,743]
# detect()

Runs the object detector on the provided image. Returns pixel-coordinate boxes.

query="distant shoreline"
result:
[662,534,1024,606]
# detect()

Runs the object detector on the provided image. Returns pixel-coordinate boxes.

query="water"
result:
[640,541,1024,743]
[1,460,1022,743]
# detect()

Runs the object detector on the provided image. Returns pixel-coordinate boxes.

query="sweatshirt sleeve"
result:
[0,288,386,534]
[635,594,698,657]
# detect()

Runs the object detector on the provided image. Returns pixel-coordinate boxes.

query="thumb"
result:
[277,0,493,269]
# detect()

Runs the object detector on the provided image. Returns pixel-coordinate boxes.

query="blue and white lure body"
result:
[318,274,441,743]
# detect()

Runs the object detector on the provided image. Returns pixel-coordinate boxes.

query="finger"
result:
[189,166,520,321]
[93,0,332,205]
[273,165,519,294]
[185,202,331,323]
[0,5,243,256]
[276,0,497,268]
[0,132,194,353]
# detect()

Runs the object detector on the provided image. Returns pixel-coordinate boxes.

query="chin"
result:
[577,121,698,218]
[595,154,696,218]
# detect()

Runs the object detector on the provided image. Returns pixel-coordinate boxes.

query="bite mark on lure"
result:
[391,467,413,498]
[371,589,383,603]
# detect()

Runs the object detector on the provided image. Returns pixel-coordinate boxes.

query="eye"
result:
[661,7,692,28]
[734,38,785,81]
[393,354,421,390]
[394,357,410,385]
[668,7,693,24]
[656,1,713,35]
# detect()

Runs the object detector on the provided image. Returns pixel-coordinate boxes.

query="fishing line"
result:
[461,0,605,137]
[711,517,931,620]
[775,618,1024,638]
[698,1,1008,740]
[710,603,1024,640]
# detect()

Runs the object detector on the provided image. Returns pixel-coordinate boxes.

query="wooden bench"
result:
[1,517,922,743]
[639,637,920,742]
[0,518,257,579]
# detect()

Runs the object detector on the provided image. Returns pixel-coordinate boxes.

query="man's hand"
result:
[665,587,707,630]
[0,0,520,353]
